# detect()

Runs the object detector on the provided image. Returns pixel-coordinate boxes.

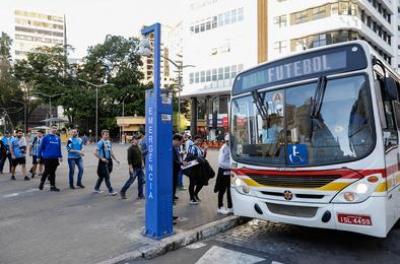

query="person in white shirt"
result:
[214,134,233,214]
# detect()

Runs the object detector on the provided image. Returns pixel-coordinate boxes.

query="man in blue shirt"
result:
[66,129,85,189]
[38,126,63,192]
[93,130,119,196]
[0,131,13,174]
[9,129,29,181]
[29,130,44,179]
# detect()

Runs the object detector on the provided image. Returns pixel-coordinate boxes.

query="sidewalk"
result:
[0,146,242,264]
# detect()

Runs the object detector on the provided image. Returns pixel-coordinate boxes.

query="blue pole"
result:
[142,23,173,239]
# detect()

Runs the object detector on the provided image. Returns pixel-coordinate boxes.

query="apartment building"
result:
[268,0,398,68]
[14,9,65,61]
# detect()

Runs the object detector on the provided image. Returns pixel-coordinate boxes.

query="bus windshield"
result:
[231,74,375,167]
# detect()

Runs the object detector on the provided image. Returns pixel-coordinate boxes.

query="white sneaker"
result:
[189,199,199,205]
[217,207,228,215]
[108,192,118,196]
[93,190,104,194]
[225,208,234,214]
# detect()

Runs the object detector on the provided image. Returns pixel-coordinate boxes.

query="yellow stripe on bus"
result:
[374,182,387,192]
[318,182,350,191]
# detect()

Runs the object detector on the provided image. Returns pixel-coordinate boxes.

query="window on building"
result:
[206,20,211,30]
[238,8,244,21]
[224,11,231,25]
[189,73,194,84]
[206,70,211,82]
[212,69,217,81]
[231,9,237,23]
[224,66,230,79]
[274,40,288,54]
[200,71,206,82]
[231,65,237,79]
[195,72,200,83]
[274,15,287,28]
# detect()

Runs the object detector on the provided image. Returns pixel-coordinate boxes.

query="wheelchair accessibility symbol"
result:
[287,144,308,165]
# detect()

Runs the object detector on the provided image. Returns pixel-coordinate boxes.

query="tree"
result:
[0,32,23,132]
[79,35,146,135]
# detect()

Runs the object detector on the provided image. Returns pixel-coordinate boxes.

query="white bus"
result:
[230,41,400,237]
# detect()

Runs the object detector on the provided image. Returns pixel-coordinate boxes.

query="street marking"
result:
[1,188,39,200]
[271,262,285,264]
[195,246,265,264]
[186,242,207,249]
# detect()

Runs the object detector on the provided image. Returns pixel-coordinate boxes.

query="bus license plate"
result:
[337,214,372,226]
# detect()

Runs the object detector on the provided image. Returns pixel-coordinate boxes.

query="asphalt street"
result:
[131,219,400,264]
[0,144,223,264]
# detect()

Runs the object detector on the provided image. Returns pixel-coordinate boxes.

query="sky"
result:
[0,0,185,58]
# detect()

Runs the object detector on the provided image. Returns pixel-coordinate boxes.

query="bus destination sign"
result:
[233,44,367,94]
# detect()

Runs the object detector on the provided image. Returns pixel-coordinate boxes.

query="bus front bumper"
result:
[231,187,388,237]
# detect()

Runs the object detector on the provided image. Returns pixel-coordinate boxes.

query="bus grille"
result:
[247,174,341,188]
[266,203,318,218]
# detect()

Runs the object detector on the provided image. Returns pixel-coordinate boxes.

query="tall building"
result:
[268,0,397,68]
[14,9,65,61]
[182,0,268,138]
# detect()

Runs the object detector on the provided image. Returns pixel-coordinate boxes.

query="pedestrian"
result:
[138,133,148,165]
[0,131,13,174]
[185,135,214,205]
[184,133,193,153]
[177,142,186,190]
[29,130,44,179]
[38,126,63,191]
[120,135,145,199]
[66,129,85,189]
[9,129,29,181]
[82,133,89,145]
[172,134,185,202]
[214,134,233,214]
[93,130,119,196]
[172,133,185,224]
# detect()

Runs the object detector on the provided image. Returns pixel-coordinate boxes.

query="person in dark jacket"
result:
[185,135,214,204]
[0,131,13,174]
[120,135,145,199]
[172,134,184,202]
[38,126,63,191]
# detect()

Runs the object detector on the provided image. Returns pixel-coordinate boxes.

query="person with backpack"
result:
[38,126,63,191]
[29,130,44,179]
[185,135,214,205]
[66,129,85,189]
[0,131,13,175]
[93,130,119,196]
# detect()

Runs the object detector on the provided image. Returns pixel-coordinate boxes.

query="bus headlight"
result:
[233,177,250,194]
[332,176,380,204]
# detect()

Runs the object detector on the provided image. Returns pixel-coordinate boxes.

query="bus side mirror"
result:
[383,77,398,101]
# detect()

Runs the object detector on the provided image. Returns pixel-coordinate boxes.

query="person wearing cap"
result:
[38,126,63,191]
[93,129,119,196]
[9,129,29,181]
[0,131,13,175]
[214,134,233,214]
[120,135,145,199]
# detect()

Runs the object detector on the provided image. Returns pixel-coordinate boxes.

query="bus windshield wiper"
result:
[252,90,269,121]
[310,76,327,140]
[311,76,327,119]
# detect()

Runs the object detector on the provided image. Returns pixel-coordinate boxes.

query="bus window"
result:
[379,77,398,149]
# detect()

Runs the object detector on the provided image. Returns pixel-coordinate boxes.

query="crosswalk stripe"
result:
[195,245,265,264]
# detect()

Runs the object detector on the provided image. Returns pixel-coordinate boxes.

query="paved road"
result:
[0,144,224,264]
[131,214,400,264]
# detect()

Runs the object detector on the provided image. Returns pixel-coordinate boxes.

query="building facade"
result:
[182,0,268,138]
[268,0,398,68]
[14,9,65,61]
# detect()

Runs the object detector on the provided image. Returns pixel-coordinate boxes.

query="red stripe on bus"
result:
[233,168,386,179]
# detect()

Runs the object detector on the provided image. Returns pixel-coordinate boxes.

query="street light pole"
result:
[34,92,64,126]
[78,79,112,142]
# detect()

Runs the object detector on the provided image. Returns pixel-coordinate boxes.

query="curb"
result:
[97,216,248,264]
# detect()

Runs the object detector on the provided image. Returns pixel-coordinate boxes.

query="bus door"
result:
[378,75,400,222]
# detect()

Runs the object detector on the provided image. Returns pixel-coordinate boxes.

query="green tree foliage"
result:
[0,32,23,131]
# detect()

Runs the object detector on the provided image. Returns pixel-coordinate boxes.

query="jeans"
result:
[95,161,114,193]
[177,169,184,187]
[218,184,232,209]
[68,158,84,186]
[120,167,144,197]
[41,159,59,187]
[0,153,12,173]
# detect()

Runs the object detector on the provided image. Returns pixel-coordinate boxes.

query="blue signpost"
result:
[142,23,174,239]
